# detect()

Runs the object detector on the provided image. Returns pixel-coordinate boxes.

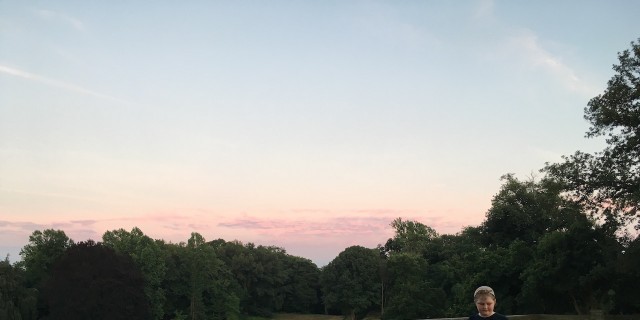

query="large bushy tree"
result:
[279,256,321,313]
[0,257,37,320]
[320,245,381,320]
[102,227,167,320]
[383,253,445,320]
[43,240,150,320]
[544,38,640,230]
[18,229,74,289]
[519,213,620,315]
[17,229,74,318]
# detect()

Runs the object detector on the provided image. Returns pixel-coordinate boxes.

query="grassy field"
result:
[268,313,381,320]
[272,314,345,320]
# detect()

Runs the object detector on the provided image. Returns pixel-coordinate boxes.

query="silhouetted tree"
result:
[43,240,150,320]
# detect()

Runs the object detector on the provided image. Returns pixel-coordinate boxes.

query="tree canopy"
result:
[544,38,640,230]
[43,240,151,320]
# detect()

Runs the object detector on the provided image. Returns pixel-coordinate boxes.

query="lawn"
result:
[272,314,345,320]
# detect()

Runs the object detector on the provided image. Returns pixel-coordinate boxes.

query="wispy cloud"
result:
[0,211,478,266]
[35,9,86,33]
[0,64,135,105]
[0,220,45,231]
[217,212,465,238]
[508,31,599,97]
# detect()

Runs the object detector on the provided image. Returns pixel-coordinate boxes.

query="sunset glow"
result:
[2,0,639,266]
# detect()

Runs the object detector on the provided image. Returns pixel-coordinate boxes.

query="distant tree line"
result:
[1,38,639,320]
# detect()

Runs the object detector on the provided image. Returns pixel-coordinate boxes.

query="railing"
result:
[422,312,640,320]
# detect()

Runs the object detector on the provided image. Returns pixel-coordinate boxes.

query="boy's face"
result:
[475,295,496,317]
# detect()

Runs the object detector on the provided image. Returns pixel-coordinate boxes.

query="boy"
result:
[469,286,508,320]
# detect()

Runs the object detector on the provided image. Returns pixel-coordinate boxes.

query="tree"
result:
[383,253,445,320]
[382,218,438,255]
[612,236,640,313]
[102,227,167,320]
[480,174,576,248]
[160,242,192,319]
[544,38,640,230]
[211,240,254,315]
[279,256,321,314]
[18,229,74,288]
[519,214,620,315]
[476,175,612,314]
[184,233,239,320]
[212,240,306,317]
[0,257,37,320]
[17,229,74,318]
[43,240,151,320]
[320,246,381,320]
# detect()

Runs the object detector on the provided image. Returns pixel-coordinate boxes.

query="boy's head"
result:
[473,286,496,317]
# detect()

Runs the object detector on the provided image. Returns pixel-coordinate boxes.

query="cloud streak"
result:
[0,64,135,105]
[0,210,478,266]
[509,32,600,97]
[218,212,467,238]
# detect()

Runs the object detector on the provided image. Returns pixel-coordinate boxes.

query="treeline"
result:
[2,181,640,320]
[2,38,640,320]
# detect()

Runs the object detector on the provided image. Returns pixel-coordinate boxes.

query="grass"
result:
[244,312,381,320]
[273,314,345,320]
[243,314,344,320]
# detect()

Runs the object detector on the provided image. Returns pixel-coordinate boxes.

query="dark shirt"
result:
[469,313,508,320]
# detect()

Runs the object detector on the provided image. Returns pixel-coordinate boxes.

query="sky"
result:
[1,0,640,267]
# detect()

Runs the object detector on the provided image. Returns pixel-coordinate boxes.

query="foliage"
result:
[102,227,167,320]
[382,253,444,320]
[161,233,241,320]
[17,229,74,318]
[612,236,640,313]
[0,257,37,320]
[519,213,620,315]
[544,38,640,230]
[11,37,640,320]
[212,239,321,317]
[382,218,438,255]
[320,246,381,320]
[18,229,74,288]
[279,256,321,314]
[42,240,151,320]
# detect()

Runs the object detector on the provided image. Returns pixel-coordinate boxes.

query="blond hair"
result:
[473,286,496,302]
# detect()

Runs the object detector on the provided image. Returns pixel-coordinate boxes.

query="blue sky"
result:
[1,0,639,266]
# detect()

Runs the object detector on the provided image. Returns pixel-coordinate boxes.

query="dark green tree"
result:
[43,240,151,320]
[102,227,167,320]
[420,228,485,317]
[519,214,621,315]
[17,229,74,318]
[18,229,74,288]
[244,245,288,316]
[382,218,438,255]
[279,256,321,314]
[320,245,381,320]
[0,257,37,320]
[612,236,640,313]
[183,233,239,320]
[212,240,307,317]
[160,242,192,319]
[383,253,445,320]
[210,240,253,315]
[544,38,640,230]
[480,174,573,247]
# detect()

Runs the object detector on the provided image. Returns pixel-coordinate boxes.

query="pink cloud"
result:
[0,207,485,266]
